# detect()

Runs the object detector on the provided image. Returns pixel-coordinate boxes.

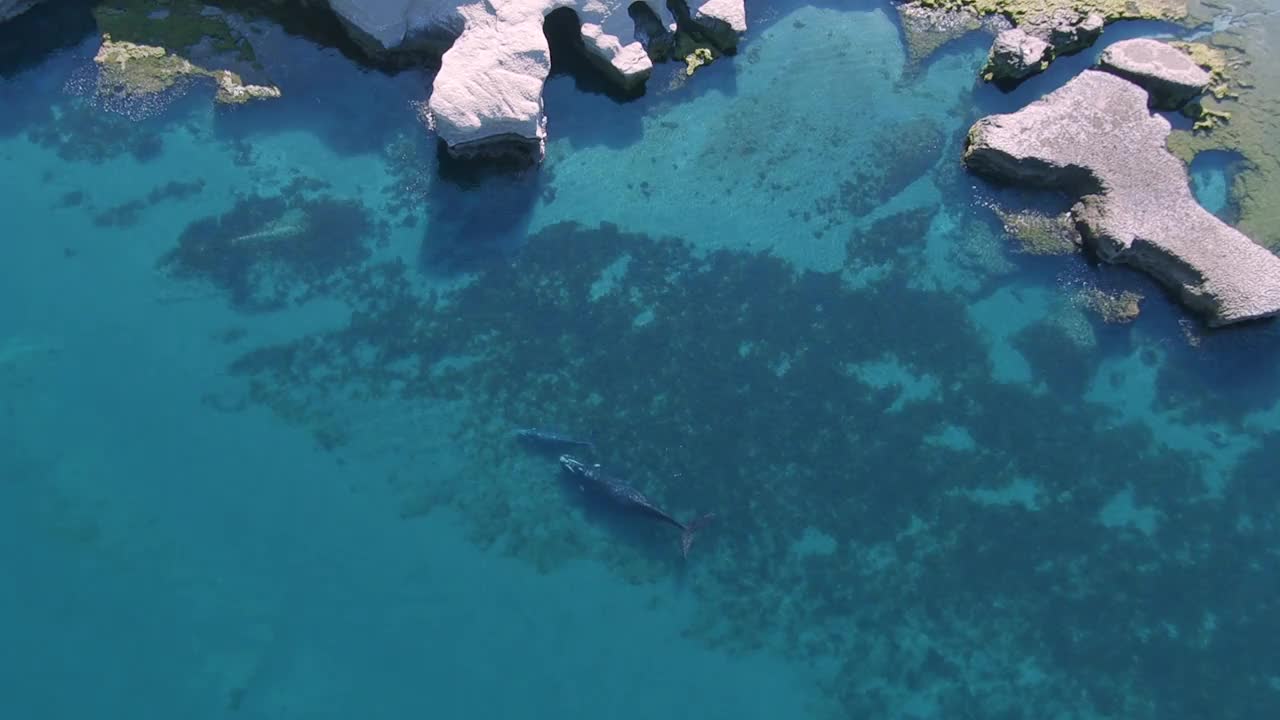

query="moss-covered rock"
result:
[684,47,715,75]
[92,0,256,64]
[1166,2,1280,250]
[915,0,1184,24]
[993,207,1080,255]
[896,2,984,68]
[93,34,279,104]
[1074,287,1143,322]
[920,0,1188,83]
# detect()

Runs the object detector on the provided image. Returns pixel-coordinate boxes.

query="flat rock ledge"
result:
[1098,38,1210,110]
[964,69,1280,327]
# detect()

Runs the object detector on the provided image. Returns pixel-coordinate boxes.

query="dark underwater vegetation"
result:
[2,1,1280,719]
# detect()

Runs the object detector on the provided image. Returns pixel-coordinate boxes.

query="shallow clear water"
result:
[3,2,1280,719]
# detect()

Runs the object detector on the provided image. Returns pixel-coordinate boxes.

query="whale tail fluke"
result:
[680,513,716,559]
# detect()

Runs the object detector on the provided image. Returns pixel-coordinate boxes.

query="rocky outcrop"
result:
[896,2,983,68]
[983,29,1050,83]
[94,35,281,105]
[964,69,1280,326]
[322,0,745,160]
[0,0,39,22]
[981,11,1103,85]
[690,0,747,52]
[1099,38,1211,110]
[1023,9,1103,56]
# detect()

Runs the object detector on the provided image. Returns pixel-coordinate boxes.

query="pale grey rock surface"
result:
[984,29,1050,83]
[981,10,1105,86]
[1098,38,1211,109]
[964,69,1280,326]
[1025,9,1103,56]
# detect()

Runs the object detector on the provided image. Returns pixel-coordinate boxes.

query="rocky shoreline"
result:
[964,46,1280,326]
[2,1,1278,327]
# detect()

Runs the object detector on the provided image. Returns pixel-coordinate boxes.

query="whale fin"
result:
[680,513,716,559]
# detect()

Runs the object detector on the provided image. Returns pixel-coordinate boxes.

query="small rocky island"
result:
[964,40,1280,326]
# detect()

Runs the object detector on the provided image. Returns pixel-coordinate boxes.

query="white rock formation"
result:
[323,0,746,159]
[964,69,1280,326]
[325,0,466,56]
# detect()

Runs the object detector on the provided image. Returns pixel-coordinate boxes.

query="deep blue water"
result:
[3,2,1280,719]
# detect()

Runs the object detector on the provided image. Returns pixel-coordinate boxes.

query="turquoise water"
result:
[3,2,1280,718]
[1189,149,1243,222]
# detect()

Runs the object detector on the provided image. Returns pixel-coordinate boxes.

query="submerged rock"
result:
[964,69,1280,326]
[1098,38,1211,110]
[896,2,983,68]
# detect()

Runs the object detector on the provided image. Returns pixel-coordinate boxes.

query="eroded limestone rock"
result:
[1099,38,1211,110]
[983,29,1050,83]
[964,69,1280,326]
[422,0,746,160]
[896,2,984,68]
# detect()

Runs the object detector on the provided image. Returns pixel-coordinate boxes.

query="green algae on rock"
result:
[684,47,715,75]
[1074,287,1143,322]
[895,2,984,68]
[1171,41,1234,99]
[94,34,280,104]
[1165,4,1280,250]
[922,0,1189,82]
[91,0,256,64]
[965,68,1280,325]
[993,207,1080,255]
[915,0,1185,24]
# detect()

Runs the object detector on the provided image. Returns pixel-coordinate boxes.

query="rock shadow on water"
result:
[537,7,649,152]
[424,152,547,273]
[0,0,96,79]
[190,14,431,158]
